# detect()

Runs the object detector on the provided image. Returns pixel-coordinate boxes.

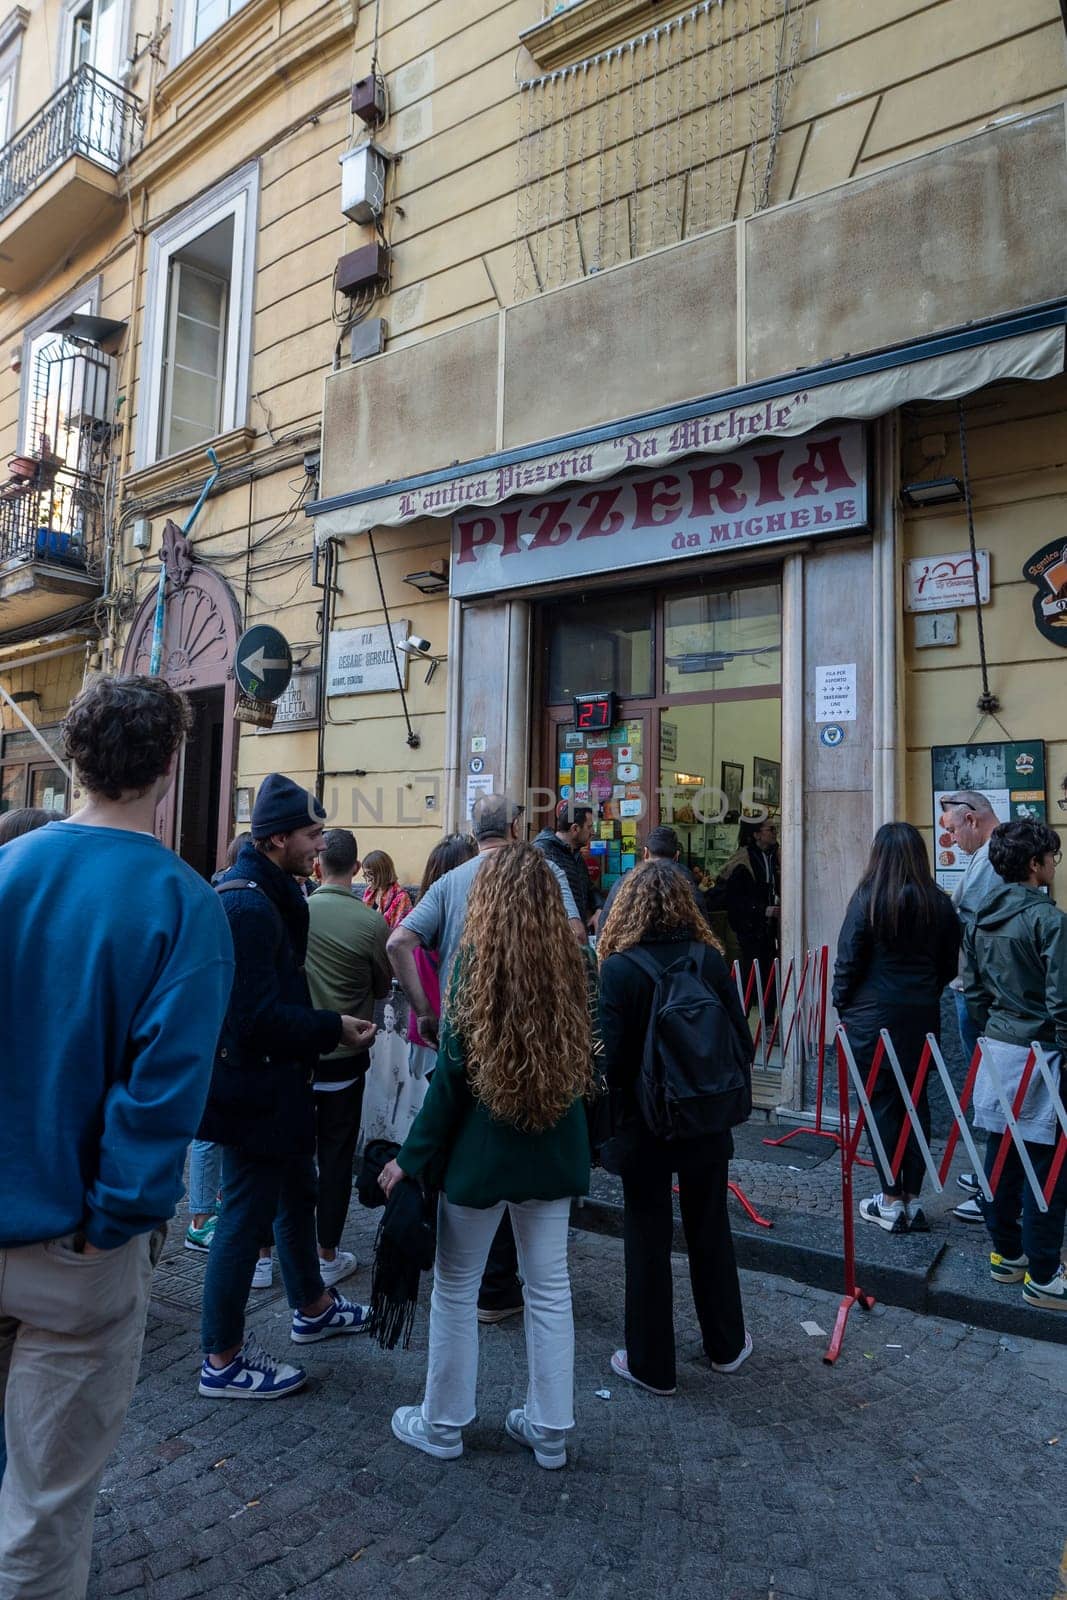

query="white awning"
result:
[310,322,1065,541]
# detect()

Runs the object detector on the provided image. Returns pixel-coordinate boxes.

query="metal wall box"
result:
[336,243,390,296]
[351,318,387,362]
[340,141,388,223]
[351,75,386,127]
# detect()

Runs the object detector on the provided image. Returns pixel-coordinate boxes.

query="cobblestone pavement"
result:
[88,1209,1066,1600]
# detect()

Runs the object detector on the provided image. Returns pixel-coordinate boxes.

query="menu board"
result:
[931,741,1046,891]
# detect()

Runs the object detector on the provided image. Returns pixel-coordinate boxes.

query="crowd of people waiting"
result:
[0,677,1063,1599]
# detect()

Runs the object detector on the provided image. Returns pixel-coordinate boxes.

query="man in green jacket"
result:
[306,828,391,1286]
[962,819,1066,1311]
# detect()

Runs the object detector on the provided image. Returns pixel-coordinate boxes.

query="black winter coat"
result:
[832,886,960,1074]
[198,843,342,1158]
[533,828,596,923]
[723,846,779,952]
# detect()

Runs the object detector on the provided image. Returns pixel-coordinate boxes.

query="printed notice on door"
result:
[814,663,857,723]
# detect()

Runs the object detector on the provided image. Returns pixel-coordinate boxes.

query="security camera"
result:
[397,635,432,656]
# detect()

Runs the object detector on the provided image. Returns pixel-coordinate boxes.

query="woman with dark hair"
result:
[379,842,592,1469]
[362,849,413,929]
[597,861,754,1395]
[0,807,51,847]
[833,822,960,1234]
[407,833,478,1080]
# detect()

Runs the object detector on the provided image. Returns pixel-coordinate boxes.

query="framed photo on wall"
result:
[720,761,744,822]
[752,756,781,810]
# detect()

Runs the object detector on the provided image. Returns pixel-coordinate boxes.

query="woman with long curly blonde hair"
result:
[598,860,753,1396]
[379,842,592,1470]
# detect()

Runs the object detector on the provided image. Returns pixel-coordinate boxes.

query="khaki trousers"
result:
[0,1232,155,1600]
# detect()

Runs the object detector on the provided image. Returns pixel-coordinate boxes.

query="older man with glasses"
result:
[938,790,1003,1221]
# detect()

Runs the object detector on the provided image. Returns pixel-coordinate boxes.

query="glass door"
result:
[546,707,652,906]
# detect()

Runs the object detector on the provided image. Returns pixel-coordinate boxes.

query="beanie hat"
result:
[251,773,326,839]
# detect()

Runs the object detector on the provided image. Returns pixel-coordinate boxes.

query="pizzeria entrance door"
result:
[536,575,782,944]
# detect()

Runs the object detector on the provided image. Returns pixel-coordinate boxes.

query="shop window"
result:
[663,581,781,696]
[545,591,653,702]
[137,165,257,469]
[0,736,70,816]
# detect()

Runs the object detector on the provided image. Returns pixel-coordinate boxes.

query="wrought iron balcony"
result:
[0,64,142,221]
[0,66,143,292]
[0,477,105,639]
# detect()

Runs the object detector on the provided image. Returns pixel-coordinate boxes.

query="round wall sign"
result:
[819,724,845,748]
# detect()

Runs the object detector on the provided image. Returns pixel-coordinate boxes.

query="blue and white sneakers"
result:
[198,1333,307,1400]
[290,1287,370,1343]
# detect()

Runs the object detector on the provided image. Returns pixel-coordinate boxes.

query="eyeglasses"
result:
[1053,851,1063,866]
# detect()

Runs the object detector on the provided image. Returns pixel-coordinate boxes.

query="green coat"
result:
[962,882,1067,1051]
[396,1015,591,1208]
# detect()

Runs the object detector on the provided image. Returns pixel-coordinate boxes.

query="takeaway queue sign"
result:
[450,425,868,599]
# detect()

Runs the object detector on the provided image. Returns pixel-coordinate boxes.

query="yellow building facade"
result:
[0,1,1065,1106]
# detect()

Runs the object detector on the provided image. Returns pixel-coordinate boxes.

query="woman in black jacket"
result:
[833,822,960,1234]
[598,862,754,1396]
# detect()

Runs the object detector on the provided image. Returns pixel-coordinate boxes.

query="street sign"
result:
[235,624,292,703]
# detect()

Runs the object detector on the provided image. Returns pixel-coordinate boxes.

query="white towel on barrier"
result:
[972,1037,1063,1145]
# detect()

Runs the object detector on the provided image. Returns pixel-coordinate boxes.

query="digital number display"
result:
[573,692,617,731]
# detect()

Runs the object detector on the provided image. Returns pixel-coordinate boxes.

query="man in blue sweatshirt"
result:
[0,674,234,1600]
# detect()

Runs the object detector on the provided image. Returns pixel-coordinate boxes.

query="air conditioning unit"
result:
[340,141,389,224]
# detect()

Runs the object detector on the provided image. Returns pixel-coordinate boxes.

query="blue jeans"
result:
[187,1139,222,1217]
[201,1149,325,1355]
[980,1131,1067,1284]
[954,989,979,1067]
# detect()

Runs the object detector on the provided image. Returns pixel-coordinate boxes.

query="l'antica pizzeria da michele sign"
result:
[450,425,868,599]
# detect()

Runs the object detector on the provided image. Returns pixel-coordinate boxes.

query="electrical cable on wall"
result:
[368,528,420,748]
[957,397,1014,744]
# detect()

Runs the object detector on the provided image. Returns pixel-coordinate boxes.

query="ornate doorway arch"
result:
[121,521,241,871]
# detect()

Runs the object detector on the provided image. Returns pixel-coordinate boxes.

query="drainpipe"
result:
[148,446,220,674]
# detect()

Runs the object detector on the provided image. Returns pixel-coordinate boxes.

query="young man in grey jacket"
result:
[962,819,1066,1311]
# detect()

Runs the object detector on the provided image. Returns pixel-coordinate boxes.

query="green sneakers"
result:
[1022,1264,1066,1310]
[184,1215,218,1253]
[989,1251,1027,1284]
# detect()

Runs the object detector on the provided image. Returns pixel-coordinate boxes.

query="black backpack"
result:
[624,942,752,1140]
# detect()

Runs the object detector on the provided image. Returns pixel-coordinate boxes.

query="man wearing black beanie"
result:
[197,774,378,1399]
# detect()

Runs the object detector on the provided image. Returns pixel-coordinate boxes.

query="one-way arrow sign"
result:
[235,624,293,704]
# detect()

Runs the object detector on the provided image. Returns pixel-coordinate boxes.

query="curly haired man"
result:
[0,675,234,1599]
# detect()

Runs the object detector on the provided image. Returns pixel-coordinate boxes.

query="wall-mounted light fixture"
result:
[900,476,966,509]
[403,559,449,596]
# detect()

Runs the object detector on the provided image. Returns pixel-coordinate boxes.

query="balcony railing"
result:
[0,478,104,576]
[0,64,143,223]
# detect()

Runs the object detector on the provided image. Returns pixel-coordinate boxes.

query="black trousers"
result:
[980,1130,1067,1284]
[868,1066,931,1198]
[314,1075,366,1250]
[619,1126,745,1390]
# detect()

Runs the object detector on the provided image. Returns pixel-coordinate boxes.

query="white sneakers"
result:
[390,1404,568,1469]
[318,1250,358,1287]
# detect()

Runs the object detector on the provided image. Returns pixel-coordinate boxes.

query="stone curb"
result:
[571,1194,1067,1347]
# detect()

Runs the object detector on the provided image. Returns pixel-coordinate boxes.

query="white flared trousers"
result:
[422,1196,575,1432]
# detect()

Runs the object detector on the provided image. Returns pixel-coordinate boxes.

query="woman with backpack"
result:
[833,821,960,1234]
[378,842,592,1468]
[597,861,754,1395]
